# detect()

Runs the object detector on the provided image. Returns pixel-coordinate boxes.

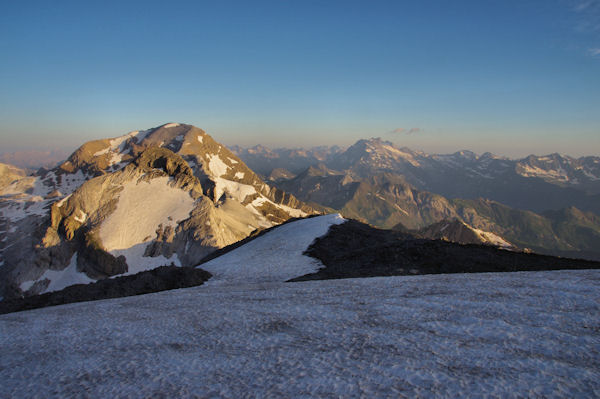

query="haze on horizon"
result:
[0,0,599,158]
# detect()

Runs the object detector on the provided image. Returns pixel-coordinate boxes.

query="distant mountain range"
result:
[235,138,600,211]
[229,144,344,176]
[235,138,600,260]
[0,149,71,171]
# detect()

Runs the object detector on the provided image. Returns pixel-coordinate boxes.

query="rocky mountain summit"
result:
[0,123,317,299]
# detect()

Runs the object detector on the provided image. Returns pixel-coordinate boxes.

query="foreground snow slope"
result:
[1,270,599,398]
[200,213,346,285]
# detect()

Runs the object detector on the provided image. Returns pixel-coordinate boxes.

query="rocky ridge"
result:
[293,219,600,282]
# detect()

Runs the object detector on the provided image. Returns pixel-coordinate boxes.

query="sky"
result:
[0,0,599,158]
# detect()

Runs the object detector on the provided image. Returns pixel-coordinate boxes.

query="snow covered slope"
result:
[200,214,346,285]
[1,270,598,398]
[516,153,600,189]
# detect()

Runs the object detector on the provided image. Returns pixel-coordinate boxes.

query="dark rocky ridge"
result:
[0,266,211,315]
[291,220,600,281]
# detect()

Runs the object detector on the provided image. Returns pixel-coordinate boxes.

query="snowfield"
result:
[201,214,345,286]
[0,270,599,398]
[19,253,94,294]
[1,215,599,398]
[100,177,196,252]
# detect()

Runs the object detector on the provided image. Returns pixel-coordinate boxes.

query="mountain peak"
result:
[0,123,318,299]
[356,137,394,148]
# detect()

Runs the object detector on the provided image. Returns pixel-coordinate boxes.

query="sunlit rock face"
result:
[0,123,318,299]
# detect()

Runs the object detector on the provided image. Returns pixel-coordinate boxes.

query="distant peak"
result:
[480,152,503,160]
[367,137,392,145]
[454,150,477,158]
[353,137,394,149]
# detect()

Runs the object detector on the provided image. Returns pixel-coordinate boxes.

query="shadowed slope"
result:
[292,219,600,281]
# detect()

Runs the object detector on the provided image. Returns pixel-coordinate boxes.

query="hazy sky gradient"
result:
[1,0,599,157]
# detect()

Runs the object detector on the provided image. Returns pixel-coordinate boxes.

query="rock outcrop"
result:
[415,219,513,248]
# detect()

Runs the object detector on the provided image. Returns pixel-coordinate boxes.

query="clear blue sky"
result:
[1,0,599,157]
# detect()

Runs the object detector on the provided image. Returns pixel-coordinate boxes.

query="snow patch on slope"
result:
[274,202,309,218]
[207,154,229,177]
[517,163,574,183]
[55,194,71,208]
[73,210,87,223]
[383,145,421,167]
[249,196,308,219]
[99,129,151,157]
[472,227,512,247]
[100,177,195,252]
[1,197,49,223]
[109,133,134,152]
[200,214,345,285]
[93,148,110,157]
[111,245,182,275]
[20,253,94,294]
[108,152,123,166]
[213,177,256,202]
[132,129,152,143]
